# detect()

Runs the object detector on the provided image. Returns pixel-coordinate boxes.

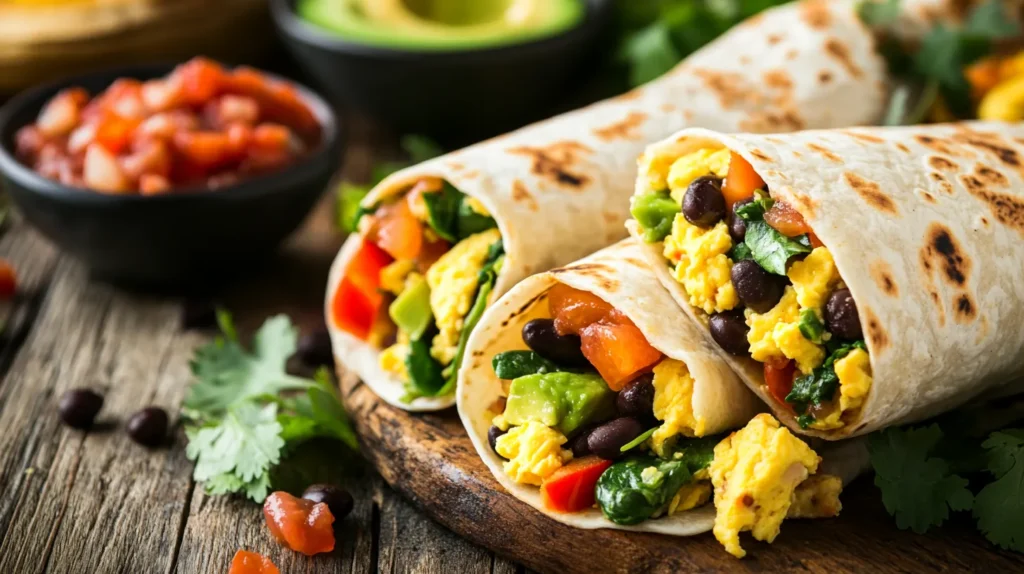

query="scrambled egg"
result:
[664,217,738,314]
[787,248,841,310]
[666,148,731,203]
[465,196,491,217]
[495,421,572,486]
[810,348,873,430]
[650,359,706,456]
[668,482,713,516]
[788,475,843,519]
[746,287,824,374]
[426,228,501,364]
[380,260,416,295]
[380,331,411,379]
[709,414,821,558]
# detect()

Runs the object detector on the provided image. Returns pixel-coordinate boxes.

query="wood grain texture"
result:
[341,373,1024,574]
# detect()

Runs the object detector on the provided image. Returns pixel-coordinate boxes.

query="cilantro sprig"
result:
[183,311,358,502]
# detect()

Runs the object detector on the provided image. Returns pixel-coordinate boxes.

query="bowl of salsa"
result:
[0,58,341,289]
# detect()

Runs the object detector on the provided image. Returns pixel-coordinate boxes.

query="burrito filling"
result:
[486,283,842,558]
[631,148,873,431]
[331,177,503,402]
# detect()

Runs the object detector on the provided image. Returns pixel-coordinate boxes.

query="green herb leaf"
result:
[786,340,866,416]
[336,182,372,233]
[456,198,498,238]
[798,308,825,344]
[868,425,974,534]
[404,337,447,398]
[735,197,774,221]
[492,351,562,380]
[857,0,901,27]
[621,426,659,453]
[401,134,444,165]
[423,183,497,243]
[728,241,753,262]
[743,221,811,275]
[631,190,680,242]
[596,456,693,525]
[664,434,719,474]
[973,429,1024,552]
[797,414,816,429]
[619,23,682,87]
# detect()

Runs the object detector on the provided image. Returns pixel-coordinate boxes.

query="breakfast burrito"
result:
[456,239,868,557]
[324,0,887,410]
[627,121,1024,439]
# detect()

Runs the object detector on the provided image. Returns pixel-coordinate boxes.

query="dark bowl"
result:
[0,64,342,291]
[270,0,612,144]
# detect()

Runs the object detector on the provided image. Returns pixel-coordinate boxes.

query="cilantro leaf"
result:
[619,23,682,87]
[743,221,811,275]
[973,429,1024,552]
[735,197,774,221]
[728,241,753,261]
[787,340,866,417]
[869,425,974,534]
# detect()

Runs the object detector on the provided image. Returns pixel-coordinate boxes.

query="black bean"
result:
[570,427,595,458]
[58,389,104,429]
[731,260,785,313]
[825,288,862,340]
[682,176,727,228]
[587,417,644,460]
[709,311,750,356]
[297,327,333,367]
[616,373,655,418]
[488,425,507,457]
[521,319,586,366]
[126,407,168,447]
[302,484,354,520]
[728,198,752,243]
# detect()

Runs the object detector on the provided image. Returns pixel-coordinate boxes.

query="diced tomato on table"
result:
[263,491,335,556]
[228,550,279,574]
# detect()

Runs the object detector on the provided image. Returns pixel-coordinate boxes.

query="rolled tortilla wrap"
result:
[325,0,888,410]
[456,239,868,543]
[628,121,1024,440]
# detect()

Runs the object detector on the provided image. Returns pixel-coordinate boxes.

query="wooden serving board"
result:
[340,375,1024,574]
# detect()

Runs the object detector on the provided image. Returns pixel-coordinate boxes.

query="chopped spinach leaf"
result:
[786,340,868,419]
[492,351,561,380]
[664,434,720,474]
[797,414,816,429]
[423,183,498,243]
[728,242,753,262]
[596,456,694,525]
[404,337,447,399]
[457,199,498,238]
[620,426,659,453]
[743,221,811,275]
[798,309,826,344]
[734,197,775,221]
[631,190,680,242]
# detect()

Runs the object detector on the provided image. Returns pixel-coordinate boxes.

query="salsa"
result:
[14,58,320,195]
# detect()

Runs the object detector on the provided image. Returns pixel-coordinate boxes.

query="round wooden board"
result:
[339,375,1024,574]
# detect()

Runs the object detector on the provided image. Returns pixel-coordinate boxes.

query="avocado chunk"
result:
[503,372,614,436]
[389,275,432,340]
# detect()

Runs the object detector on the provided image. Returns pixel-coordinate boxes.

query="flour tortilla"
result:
[456,239,868,533]
[326,0,888,410]
[629,122,1024,439]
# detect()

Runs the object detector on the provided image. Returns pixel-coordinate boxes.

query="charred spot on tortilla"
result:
[915,134,969,158]
[791,193,818,217]
[917,188,938,204]
[959,174,987,196]
[593,111,648,142]
[928,288,946,326]
[739,55,752,66]
[843,172,899,215]
[508,142,593,189]
[844,130,885,144]
[683,109,695,120]
[973,164,1010,188]
[785,49,799,60]
[870,260,899,297]
[824,38,862,78]
[928,156,959,172]
[750,149,773,163]
[895,142,911,154]
[807,143,841,163]
[955,293,978,323]
[762,70,794,91]
[693,69,756,109]
[965,187,1024,237]
[502,292,547,327]
[510,179,539,211]
[800,0,832,29]
[817,70,833,84]
[923,223,971,288]
[766,33,784,45]
[864,308,889,353]
[659,103,676,113]
[739,109,805,132]
[446,160,466,171]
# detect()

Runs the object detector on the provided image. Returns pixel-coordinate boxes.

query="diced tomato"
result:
[764,359,797,408]
[548,283,614,336]
[541,456,613,512]
[332,239,393,340]
[172,131,234,169]
[263,491,335,556]
[93,114,140,155]
[172,57,227,106]
[139,174,172,195]
[206,94,260,128]
[104,79,147,120]
[764,201,813,238]
[140,79,184,112]
[0,260,17,299]
[121,139,171,181]
[226,67,319,140]
[808,231,823,248]
[37,88,86,138]
[14,125,45,162]
[416,236,450,272]
[83,143,130,193]
[371,200,425,261]
[228,550,279,574]
[580,319,662,391]
[67,123,97,155]
[721,151,765,207]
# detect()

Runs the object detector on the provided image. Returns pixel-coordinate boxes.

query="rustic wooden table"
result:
[0,116,533,574]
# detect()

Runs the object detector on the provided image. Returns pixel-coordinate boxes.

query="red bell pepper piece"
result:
[541,456,614,513]
[764,359,797,409]
[331,239,392,340]
[721,151,764,207]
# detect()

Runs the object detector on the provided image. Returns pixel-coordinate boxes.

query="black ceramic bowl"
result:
[270,0,612,144]
[0,64,341,290]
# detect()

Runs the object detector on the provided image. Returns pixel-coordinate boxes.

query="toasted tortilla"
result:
[326,0,888,410]
[457,239,868,533]
[629,122,1024,439]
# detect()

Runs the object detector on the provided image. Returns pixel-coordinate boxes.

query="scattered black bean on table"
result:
[521,318,587,366]
[297,327,334,367]
[683,176,726,228]
[731,260,785,313]
[58,389,104,429]
[825,288,862,340]
[587,417,643,460]
[616,373,655,419]
[126,407,168,447]
[302,484,354,521]
[709,311,750,356]
[488,425,506,457]
[728,198,752,243]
